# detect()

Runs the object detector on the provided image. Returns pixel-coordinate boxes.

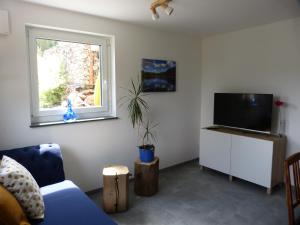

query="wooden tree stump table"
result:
[134,157,159,196]
[102,165,129,213]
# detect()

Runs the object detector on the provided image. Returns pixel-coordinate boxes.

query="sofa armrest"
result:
[0,144,65,187]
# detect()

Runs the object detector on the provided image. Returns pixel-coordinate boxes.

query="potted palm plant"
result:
[120,78,157,163]
[139,120,158,162]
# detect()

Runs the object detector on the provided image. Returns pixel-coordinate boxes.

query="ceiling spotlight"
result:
[161,4,174,16]
[152,12,159,21]
[150,6,159,20]
[150,0,174,20]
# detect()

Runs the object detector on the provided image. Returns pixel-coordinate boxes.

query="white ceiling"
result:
[21,0,300,36]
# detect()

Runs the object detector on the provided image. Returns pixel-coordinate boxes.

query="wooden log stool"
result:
[102,165,129,213]
[134,157,159,196]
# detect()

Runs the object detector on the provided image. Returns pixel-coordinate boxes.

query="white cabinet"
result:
[199,127,286,193]
[231,135,273,188]
[200,129,231,174]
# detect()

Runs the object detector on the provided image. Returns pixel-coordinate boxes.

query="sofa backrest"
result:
[0,144,65,187]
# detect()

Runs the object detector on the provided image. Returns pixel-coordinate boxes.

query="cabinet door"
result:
[200,130,231,174]
[230,135,273,188]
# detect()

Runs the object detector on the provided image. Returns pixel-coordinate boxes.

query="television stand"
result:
[199,126,286,194]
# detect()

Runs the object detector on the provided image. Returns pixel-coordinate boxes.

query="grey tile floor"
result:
[89,160,289,225]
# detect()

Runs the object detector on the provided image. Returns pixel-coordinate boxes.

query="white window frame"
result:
[26,25,115,124]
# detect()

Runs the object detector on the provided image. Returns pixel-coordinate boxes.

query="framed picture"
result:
[141,58,176,92]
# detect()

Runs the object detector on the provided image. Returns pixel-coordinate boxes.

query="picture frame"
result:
[141,58,176,92]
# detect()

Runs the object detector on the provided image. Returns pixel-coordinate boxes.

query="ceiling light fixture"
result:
[150,0,174,21]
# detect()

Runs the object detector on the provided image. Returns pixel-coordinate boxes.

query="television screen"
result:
[214,93,273,132]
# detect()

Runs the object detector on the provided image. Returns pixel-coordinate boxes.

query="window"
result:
[27,26,115,125]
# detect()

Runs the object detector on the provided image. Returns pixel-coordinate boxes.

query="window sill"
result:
[30,116,119,128]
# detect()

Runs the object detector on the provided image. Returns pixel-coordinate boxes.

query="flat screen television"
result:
[214,93,273,132]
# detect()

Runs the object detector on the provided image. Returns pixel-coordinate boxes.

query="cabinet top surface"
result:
[204,126,285,142]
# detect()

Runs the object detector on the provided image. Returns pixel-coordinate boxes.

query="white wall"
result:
[0,0,201,191]
[200,17,300,158]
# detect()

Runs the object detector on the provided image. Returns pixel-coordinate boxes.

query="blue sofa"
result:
[0,144,117,225]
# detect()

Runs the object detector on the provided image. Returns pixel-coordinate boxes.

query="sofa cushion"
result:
[0,185,31,225]
[31,180,117,225]
[0,156,45,219]
[0,144,65,187]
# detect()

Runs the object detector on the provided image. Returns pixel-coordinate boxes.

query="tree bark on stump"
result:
[134,157,159,196]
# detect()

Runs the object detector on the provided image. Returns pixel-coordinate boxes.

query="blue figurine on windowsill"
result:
[63,99,77,122]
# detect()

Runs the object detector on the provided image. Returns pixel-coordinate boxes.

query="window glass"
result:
[36,39,102,110]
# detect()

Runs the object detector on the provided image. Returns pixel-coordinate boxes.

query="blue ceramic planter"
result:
[139,145,155,163]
